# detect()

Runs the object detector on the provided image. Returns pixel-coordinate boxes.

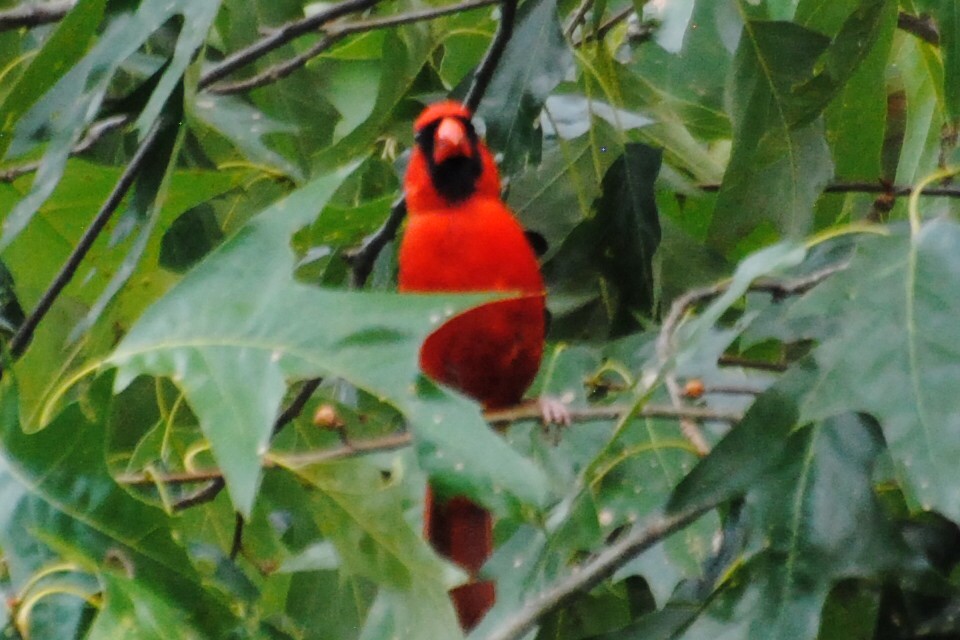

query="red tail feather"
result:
[425,488,495,630]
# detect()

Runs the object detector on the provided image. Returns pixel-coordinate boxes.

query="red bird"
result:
[398,101,546,629]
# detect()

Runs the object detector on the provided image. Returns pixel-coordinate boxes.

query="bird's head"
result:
[405,100,500,210]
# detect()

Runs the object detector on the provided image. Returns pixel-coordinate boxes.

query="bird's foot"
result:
[538,395,572,427]
[536,396,572,445]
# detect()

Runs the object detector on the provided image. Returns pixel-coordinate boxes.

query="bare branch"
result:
[656,263,847,366]
[702,383,766,396]
[483,402,740,424]
[565,0,594,38]
[345,197,406,287]
[171,477,225,511]
[7,118,165,359]
[120,403,741,487]
[210,0,500,95]
[170,378,325,510]
[198,0,384,90]
[699,180,960,198]
[897,11,940,46]
[594,4,633,41]
[272,378,323,436]
[664,376,710,456]
[0,1,74,32]
[485,503,715,640]
[0,114,129,183]
[464,0,517,111]
[717,355,788,372]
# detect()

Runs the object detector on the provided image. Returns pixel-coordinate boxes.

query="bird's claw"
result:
[538,396,572,427]
[537,396,572,445]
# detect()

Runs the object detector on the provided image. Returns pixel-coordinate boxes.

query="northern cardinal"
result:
[398,100,546,629]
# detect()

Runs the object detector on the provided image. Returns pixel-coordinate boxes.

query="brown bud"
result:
[682,379,705,399]
[313,404,344,429]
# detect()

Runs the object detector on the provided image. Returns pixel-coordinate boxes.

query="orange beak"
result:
[432,117,472,164]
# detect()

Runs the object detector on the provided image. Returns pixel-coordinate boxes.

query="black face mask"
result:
[415,117,483,204]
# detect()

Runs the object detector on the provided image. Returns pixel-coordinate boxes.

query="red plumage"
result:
[398,101,546,629]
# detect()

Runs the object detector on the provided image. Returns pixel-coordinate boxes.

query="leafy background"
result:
[0,0,958,638]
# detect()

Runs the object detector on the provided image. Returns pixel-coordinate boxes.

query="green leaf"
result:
[0,0,107,160]
[476,0,573,174]
[290,459,459,590]
[673,240,806,370]
[822,0,897,181]
[2,0,223,249]
[931,0,960,122]
[678,414,917,640]
[668,379,800,513]
[108,164,549,516]
[592,143,662,332]
[3,159,241,427]
[358,585,464,640]
[892,36,947,185]
[0,376,237,638]
[709,20,834,253]
[313,28,435,170]
[789,220,960,521]
[86,573,205,640]
[788,0,889,125]
[191,93,303,182]
[509,123,621,260]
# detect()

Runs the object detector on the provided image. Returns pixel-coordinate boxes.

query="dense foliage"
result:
[0,0,958,638]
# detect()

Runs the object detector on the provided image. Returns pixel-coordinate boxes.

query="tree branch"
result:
[656,263,848,366]
[564,0,594,38]
[485,503,715,640]
[0,114,129,183]
[7,118,164,359]
[120,403,742,487]
[209,0,500,95]
[463,0,517,112]
[198,0,385,90]
[897,11,939,46]
[0,1,74,32]
[170,378,325,510]
[699,180,960,198]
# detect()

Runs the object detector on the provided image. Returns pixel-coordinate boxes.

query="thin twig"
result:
[0,1,74,32]
[897,11,940,46]
[654,264,845,452]
[665,376,710,456]
[483,402,740,424]
[345,197,406,287]
[172,477,225,511]
[0,114,129,183]
[7,119,165,359]
[198,0,384,90]
[573,3,634,46]
[717,355,788,372]
[119,403,742,487]
[655,263,847,365]
[229,513,244,560]
[698,180,960,198]
[703,384,765,396]
[464,0,517,111]
[272,378,323,436]
[485,503,715,640]
[171,378,325,511]
[565,0,594,38]
[594,4,633,42]
[210,0,500,95]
